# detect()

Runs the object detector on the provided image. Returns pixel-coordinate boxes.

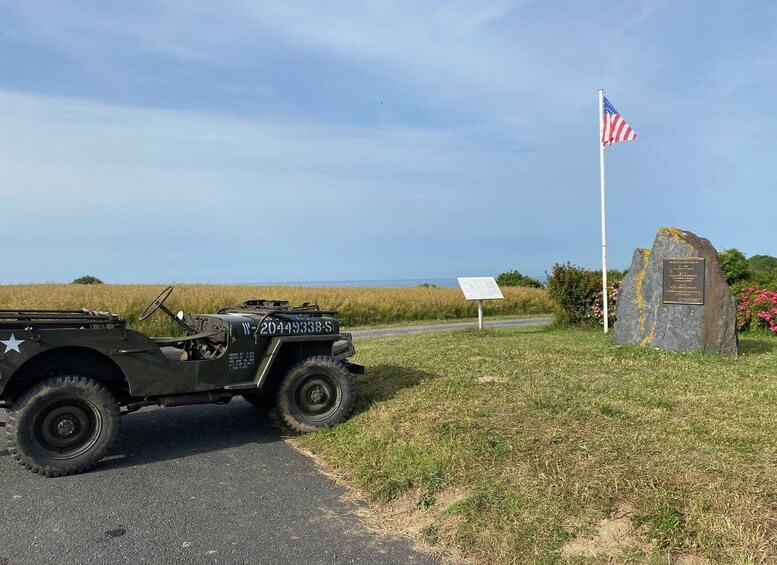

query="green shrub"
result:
[546,263,625,326]
[71,275,103,285]
[718,249,750,285]
[495,270,543,288]
[546,263,601,326]
[745,254,777,289]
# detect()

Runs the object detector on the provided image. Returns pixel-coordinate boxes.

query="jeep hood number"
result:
[259,319,335,336]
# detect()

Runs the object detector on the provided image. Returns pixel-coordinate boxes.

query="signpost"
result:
[457,277,504,329]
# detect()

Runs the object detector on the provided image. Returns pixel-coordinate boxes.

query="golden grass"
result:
[0,283,552,335]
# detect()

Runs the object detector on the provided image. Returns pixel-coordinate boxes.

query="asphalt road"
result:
[0,402,435,565]
[350,316,553,338]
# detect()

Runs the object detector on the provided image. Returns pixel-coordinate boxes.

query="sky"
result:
[1,0,775,284]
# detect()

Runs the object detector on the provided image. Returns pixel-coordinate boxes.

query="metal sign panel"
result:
[457,277,504,301]
[662,258,705,305]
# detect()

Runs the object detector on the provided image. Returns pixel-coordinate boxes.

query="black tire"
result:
[6,376,120,477]
[277,356,355,433]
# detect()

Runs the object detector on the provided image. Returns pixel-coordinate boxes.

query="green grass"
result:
[294,327,777,564]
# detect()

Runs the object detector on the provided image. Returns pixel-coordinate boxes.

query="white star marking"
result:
[1,333,25,354]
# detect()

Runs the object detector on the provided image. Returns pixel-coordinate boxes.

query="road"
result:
[350,316,553,338]
[0,403,434,565]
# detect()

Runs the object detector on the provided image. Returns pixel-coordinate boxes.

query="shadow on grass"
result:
[738,337,777,355]
[352,364,438,416]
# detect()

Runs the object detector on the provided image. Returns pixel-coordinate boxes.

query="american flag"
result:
[602,96,637,146]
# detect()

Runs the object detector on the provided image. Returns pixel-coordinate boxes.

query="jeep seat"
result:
[159,346,189,362]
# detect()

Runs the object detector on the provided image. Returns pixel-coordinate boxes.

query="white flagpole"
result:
[598,89,609,333]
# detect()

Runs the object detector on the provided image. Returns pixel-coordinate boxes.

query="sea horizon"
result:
[243,275,547,288]
[246,277,460,288]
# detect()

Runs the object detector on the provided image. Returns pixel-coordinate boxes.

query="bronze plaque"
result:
[662,258,705,305]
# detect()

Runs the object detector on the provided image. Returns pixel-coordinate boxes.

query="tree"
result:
[718,249,750,285]
[748,254,777,274]
[72,275,103,285]
[495,270,543,288]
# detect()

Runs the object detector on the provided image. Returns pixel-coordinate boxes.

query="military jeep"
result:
[0,286,362,477]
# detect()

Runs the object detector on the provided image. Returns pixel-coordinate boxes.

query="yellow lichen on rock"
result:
[635,249,651,332]
[658,226,687,242]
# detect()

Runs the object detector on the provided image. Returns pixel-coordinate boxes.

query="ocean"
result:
[248,278,460,288]
[246,275,548,288]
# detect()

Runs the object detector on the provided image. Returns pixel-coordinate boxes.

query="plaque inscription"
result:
[662,258,705,305]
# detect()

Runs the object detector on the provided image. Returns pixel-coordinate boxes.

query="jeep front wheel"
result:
[6,376,120,477]
[277,356,355,433]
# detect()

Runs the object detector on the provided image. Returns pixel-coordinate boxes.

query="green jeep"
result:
[0,286,362,477]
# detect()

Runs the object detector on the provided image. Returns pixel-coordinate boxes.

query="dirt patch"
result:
[673,555,711,565]
[291,444,472,563]
[374,488,474,563]
[561,503,652,559]
[381,488,471,530]
[476,375,507,384]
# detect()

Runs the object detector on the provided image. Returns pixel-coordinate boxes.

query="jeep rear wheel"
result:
[277,356,355,433]
[6,376,120,477]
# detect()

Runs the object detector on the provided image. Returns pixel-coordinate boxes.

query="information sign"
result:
[457,277,504,301]
[457,277,504,329]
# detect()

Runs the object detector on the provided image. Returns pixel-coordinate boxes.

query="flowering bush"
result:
[736,287,777,333]
[589,283,619,327]
[546,263,626,327]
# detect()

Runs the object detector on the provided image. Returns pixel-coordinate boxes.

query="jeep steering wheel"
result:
[139,285,175,321]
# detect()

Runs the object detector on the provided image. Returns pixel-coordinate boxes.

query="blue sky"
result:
[1,0,775,284]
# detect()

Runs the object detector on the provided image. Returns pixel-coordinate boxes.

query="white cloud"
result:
[0,89,563,282]
[1,0,775,282]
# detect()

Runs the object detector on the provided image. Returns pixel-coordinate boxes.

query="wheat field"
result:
[0,284,552,335]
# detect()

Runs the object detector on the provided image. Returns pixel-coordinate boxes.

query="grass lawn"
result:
[294,326,776,564]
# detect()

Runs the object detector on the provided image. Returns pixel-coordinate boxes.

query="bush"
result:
[495,270,543,288]
[736,287,777,334]
[718,249,750,285]
[745,255,777,289]
[589,282,620,328]
[546,263,626,327]
[721,253,777,294]
[72,275,103,285]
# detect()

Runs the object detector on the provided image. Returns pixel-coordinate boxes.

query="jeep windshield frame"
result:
[0,310,125,328]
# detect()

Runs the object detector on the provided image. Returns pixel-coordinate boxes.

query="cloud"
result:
[0,1,658,125]
[1,0,775,283]
[0,89,562,282]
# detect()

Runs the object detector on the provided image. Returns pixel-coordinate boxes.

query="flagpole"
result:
[598,89,609,333]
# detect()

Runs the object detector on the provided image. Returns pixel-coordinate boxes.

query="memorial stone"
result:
[612,227,737,357]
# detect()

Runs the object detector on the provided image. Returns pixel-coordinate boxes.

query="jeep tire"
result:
[277,356,355,433]
[6,376,120,477]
